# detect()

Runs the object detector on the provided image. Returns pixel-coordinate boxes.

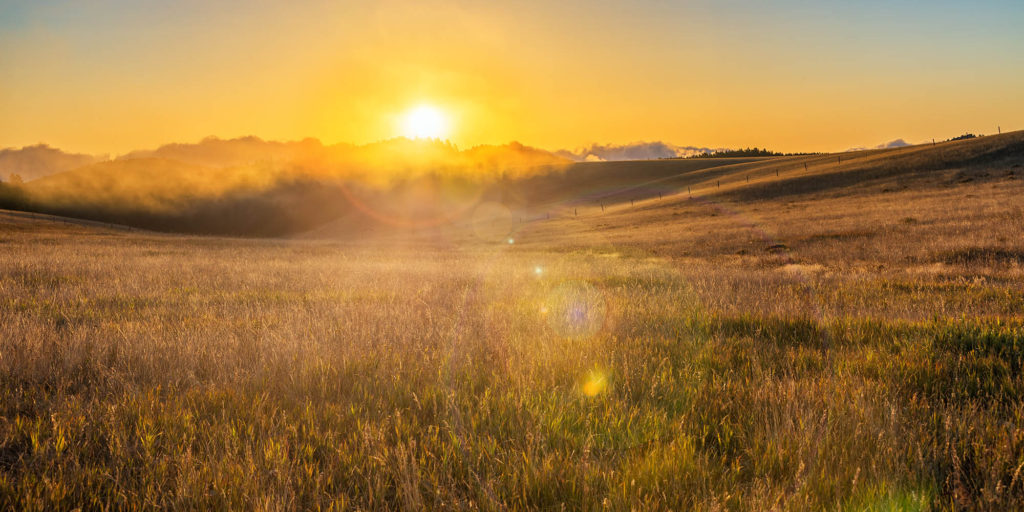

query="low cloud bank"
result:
[555,142,725,162]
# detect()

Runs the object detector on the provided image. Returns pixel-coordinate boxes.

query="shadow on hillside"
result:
[724,139,1024,202]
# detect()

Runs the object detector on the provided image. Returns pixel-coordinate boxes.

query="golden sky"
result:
[2,0,1022,154]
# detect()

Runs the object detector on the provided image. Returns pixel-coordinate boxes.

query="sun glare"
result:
[401,105,448,140]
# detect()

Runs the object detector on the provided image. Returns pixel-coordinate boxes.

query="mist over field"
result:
[0,137,576,235]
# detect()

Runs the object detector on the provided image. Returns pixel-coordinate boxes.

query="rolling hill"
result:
[1,132,1022,239]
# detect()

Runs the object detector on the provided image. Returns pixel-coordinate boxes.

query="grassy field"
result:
[2,134,1024,510]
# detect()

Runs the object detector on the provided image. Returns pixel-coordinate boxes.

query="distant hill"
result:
[555,142,725,161]
[118,136,331,168]
[0,144,102,182]
[688,147,806,158]
[116,136,569,178]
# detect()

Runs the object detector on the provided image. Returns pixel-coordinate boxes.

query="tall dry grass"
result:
[1,170,1023,510]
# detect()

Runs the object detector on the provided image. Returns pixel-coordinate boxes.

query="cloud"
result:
[556,141,724,162]
[846,138,913,152]
[877,139,910,149]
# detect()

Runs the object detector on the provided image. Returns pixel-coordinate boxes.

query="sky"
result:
[2,0,1023,155]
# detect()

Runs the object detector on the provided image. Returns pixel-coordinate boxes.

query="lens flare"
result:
[582,369,608,397]
[542,281,607,340]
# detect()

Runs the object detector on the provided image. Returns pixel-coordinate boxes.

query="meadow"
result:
[2,134,1024,510]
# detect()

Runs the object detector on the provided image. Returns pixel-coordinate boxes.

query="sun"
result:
[401,104,448,140]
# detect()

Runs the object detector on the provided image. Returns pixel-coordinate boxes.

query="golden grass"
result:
[1,135,1024,509]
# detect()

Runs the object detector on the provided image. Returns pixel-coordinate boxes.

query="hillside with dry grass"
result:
[1,133,1023,509]
[13,131,1017,240]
